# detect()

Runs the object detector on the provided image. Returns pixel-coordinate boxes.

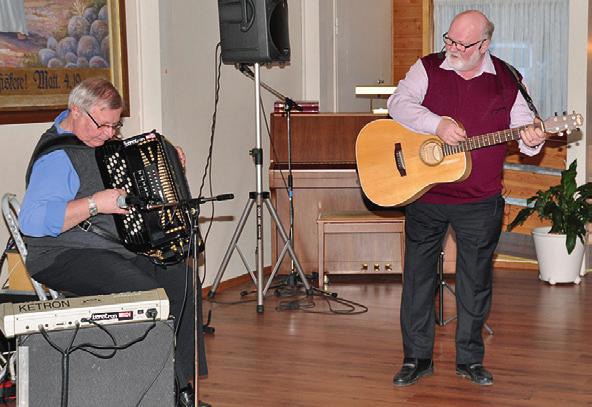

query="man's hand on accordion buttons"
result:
[93,189,128,215]
[175,146,186,169]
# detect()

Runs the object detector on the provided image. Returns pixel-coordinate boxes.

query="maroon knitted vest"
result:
[419,53,519,204]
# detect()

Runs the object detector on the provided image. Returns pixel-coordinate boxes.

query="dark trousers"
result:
[401,194,504,364]
[33,248,207,386]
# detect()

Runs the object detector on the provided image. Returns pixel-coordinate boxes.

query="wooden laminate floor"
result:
[199,270,592,407]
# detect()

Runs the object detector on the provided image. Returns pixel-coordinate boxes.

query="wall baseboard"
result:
[202,266,272,294]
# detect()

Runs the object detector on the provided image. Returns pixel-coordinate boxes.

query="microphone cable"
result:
[197,42,223,250]
[34,317,159,407]
[275,287,369,315]
[191,42,223,297]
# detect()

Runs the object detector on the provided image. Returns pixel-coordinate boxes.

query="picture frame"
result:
[0,0,129,124]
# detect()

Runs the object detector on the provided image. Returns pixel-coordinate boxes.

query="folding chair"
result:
[1,193,60,301]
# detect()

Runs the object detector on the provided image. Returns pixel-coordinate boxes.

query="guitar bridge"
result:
[394,143,406,177]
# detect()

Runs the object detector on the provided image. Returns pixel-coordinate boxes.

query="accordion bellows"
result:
[96,131,192,264]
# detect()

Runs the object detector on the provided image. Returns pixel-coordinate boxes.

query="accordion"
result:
[95,131,192,265]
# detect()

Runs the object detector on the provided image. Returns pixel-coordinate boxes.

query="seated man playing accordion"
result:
[19,77,206,407]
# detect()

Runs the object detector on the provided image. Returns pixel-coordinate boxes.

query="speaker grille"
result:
[218,0,291,64]
[17,321,174,407]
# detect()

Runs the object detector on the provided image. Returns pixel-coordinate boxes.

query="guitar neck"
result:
[443,122,543,155]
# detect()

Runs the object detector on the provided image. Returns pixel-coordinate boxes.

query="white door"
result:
[334,0,392,112]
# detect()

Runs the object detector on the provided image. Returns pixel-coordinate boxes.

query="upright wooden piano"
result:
[269,112,457,278]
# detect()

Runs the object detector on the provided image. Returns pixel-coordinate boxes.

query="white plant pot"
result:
[532,226,584,285]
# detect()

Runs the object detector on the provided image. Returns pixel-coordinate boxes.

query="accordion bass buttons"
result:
[95,131,192,264]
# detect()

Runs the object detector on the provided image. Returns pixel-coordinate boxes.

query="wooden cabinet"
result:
[317,210,406,286]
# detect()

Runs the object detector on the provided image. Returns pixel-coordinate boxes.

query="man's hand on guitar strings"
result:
[436,117,467,146]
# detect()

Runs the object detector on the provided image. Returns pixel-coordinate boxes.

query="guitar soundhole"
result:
[420,139,444,166]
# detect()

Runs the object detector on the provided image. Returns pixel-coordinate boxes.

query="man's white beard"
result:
[445,49,481,72]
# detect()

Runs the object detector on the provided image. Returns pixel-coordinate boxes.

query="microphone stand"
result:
[188,203,207,407]
[183,193,233,407]
[236,64,305,289]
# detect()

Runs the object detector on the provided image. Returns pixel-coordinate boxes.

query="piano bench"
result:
[316,210,405,286]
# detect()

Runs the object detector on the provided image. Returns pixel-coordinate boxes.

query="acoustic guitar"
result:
[355,112,583,207]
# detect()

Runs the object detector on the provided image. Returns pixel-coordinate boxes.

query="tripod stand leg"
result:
[436,251,458,327]
[435,252,494,335]
[208,197,255,298]
[236,245,257,285]
[436,251,446,326]
[255,193,265,313]
[263,241,290,293]
[263,198,311,294]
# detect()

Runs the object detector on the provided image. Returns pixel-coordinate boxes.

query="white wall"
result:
[318,0,392,112]
[567,0,589,275]
[567,0,588,185]
[157,0,303,286]
[333,0,392,112]
[125,0,164,134]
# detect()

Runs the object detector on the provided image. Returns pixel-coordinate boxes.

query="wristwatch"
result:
[88,197,98,217]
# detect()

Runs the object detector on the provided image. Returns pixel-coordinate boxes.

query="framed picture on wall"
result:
[0,0,129,124]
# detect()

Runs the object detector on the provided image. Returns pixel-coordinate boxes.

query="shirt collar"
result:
[54,109,70,134]
[439,51,496,78]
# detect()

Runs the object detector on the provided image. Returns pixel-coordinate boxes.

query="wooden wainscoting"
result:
[392,0,432,84]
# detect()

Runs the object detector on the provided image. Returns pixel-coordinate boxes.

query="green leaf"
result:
[507,207,535,231]
[566,232,576,254]
[561,161,578,199]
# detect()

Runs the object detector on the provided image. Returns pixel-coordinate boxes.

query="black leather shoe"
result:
[456,363,494,385]
[178,386,212,407]
[178,387,193,407]
[393,358,433,386]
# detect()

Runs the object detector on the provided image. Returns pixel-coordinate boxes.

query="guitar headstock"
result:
[543,111,584,136]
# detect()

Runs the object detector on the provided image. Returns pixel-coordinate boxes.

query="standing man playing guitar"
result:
[389,10,546,386]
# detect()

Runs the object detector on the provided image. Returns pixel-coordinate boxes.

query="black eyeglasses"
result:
[442,32,487,52]
[85,109,123,133]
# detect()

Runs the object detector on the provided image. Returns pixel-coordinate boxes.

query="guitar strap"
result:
[78,220,121,243]
[503,61,541,120]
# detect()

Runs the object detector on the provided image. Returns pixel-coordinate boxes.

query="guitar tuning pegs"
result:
[554,112,558,116]
[563,111,567,116]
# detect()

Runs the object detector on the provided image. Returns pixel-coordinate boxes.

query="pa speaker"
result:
[218,0,290,64]
[17,320,174,407]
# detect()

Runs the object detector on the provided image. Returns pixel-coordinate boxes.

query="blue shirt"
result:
[19,110,81,237]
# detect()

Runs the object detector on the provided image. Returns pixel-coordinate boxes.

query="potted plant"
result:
[507,160,592,284]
